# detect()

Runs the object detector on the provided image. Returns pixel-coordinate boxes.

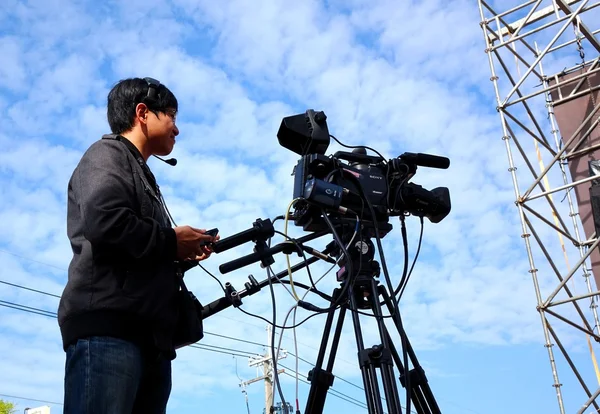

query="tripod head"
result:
[324,219,395,309]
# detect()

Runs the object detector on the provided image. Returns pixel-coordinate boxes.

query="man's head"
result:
[107,77,179,157]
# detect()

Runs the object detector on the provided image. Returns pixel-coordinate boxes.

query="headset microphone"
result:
[153,155,177,166]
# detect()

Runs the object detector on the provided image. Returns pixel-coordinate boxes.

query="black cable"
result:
[272,229,319,292]
[341,171,412,414]
[257,253,279,413]
[314,213,402,316]
[399,216,424,300]
[266,266,288,413]
[319,212,354,304]
[322,179,395,322]
[264,224,307,413]
[394,215,410,297]
[232,305,334,330]
[329,134,388,165]
[198,263,227,293]
[293,212,394,323]
[275,280,332,302]
[336,170,396,315]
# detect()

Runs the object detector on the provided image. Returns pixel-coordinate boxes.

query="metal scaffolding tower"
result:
[477,1,600,413]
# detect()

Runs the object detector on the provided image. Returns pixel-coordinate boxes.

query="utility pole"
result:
[240,325,287,413]
[264,326,273,412]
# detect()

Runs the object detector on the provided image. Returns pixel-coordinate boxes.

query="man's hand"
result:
[174,226,218,261]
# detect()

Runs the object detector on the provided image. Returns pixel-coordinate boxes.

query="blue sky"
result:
[1,0,600,413]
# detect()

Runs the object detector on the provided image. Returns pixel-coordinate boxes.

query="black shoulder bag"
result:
[173,264,205,349]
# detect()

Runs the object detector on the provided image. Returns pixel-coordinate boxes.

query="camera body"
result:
[291,152,389,232]
[278,109,451,234]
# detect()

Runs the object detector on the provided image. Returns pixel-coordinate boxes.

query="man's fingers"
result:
[195,253,210,261]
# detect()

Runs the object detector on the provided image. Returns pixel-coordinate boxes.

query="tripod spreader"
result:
[360,344,394,371]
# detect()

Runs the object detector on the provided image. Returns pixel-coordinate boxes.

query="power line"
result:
[0,300,373,412]
[0,231,482,413]
[204,331,267,348]
[0,246,350,366]
[191,343,257,358]
[0,280,61,298]
[280,370,369,411]
[0,247,356,363]
[0,287,379,404]
[0,296,370,397]
[279,364,367,408]
[0,393,63,406]
[190,344,254,359]
[0,300,56,318]
[190,344,371,411]
[0,249,66,272]
[288,351,365,392]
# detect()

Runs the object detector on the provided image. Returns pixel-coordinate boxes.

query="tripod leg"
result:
[379,286,442,414]
[381,323,430,413]
[347,283,386,414]
[305,288,346,414]
[366,278,404,414]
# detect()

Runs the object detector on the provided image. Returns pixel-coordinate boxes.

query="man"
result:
[58,77,215,413]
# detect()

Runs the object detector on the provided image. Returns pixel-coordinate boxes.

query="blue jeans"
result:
[63,336,172,414]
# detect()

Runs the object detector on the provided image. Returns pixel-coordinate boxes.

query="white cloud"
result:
[0,36,28,92]
[2,1,599,413]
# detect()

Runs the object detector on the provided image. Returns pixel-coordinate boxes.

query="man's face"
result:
[147,108,179,156]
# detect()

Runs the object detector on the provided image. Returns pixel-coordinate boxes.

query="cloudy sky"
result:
[2,0,600,413]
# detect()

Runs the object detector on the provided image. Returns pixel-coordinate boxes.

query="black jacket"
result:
[58,134,179,357]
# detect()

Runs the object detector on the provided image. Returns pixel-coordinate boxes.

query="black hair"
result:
[107,77,178,135]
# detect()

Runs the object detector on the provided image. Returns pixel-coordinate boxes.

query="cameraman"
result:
[57,77,215,413]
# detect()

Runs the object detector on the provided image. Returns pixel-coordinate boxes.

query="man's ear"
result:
[135,102,149,126]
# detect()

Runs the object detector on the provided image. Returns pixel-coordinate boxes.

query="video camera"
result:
[277,109,452,234]
[194,109,449,414]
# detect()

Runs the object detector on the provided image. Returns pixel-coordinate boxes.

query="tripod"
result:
[304,232,441,414]
[191,217,441,414]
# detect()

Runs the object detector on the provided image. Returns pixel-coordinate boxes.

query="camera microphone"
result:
[399,152,449,169]
[153,155,178,166]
